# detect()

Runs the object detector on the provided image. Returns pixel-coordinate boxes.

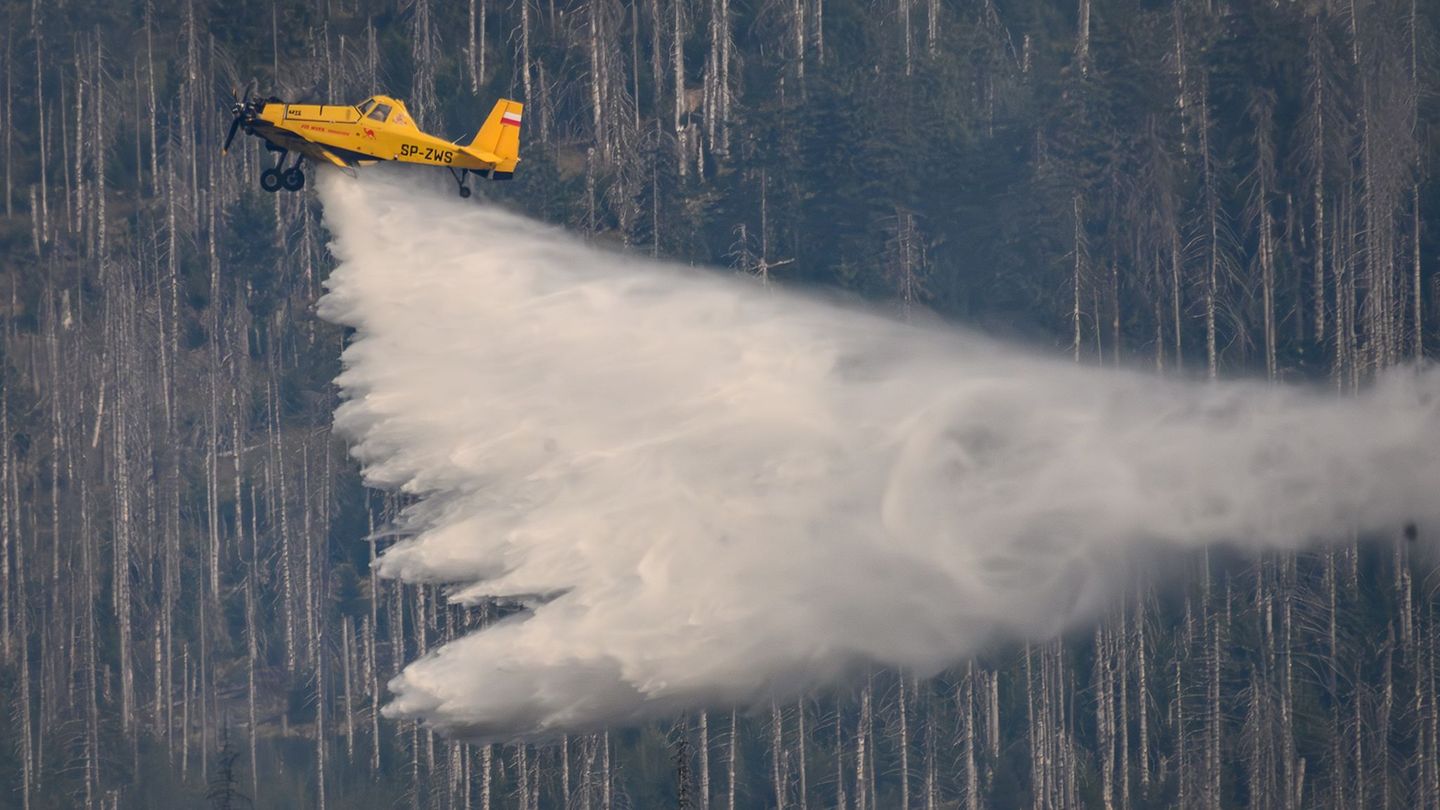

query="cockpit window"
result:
[358,99,376,115]
[367,103,392,122]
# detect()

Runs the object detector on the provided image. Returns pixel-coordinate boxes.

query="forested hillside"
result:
[0,0,1437,807]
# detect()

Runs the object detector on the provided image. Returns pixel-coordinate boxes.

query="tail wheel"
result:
[458,186,472,199]
[282,167,305,191]
[260,168,283,193]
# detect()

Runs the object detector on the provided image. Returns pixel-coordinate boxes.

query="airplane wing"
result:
[243,118,363,170]
[295,141,355,168]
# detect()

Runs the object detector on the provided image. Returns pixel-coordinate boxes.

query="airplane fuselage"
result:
[224,92,522,195]
[253,100,502,171]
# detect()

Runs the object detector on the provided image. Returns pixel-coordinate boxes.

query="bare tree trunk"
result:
[699,710,712,808]
[181,645,191,775]
[1333,198,1350,387]
[563,733,573,805]
[1132,590,1149,800]
[365,19,378,94]
[246,484,260,803]
[926,0,937,55]
[162,165,180,759]
[367,615,380,772]
[1199,77,1220,379]
[633,2,643,131]
[302,442,317,669]
[650,0,664,117]
[409,0,439,128]
[603,731,613,810]
[814,0,825,61]
[793,0,806,89]
[481,744,493,810]
[145,2,158,197]
[364,502,381,772]
[317,620,328,810]
[1280,559,1296,810]
[719,0,731,153]
[770,702,787,808]
[33,17,49,246]
[82,482,100,810]
[674,0,687,176]
[855,689,868,810]
[1026,644,1040,806]
[343,616,355,760]
[205,286,221,606]
[271,379,297,673]
[1097,624,1115,810]
[1249,91,1278,380]
[0,371,9,658]
[923,693,936,810]
[963,664,979,809]
[1172,0,1188,149]
[17,485,30,810]
[728,709,738,810]
[1073,195,1086,362]
[1412,185,1423,356]
[71,52,83,241]
[1324,549,1345,806]
[900,0,912,75]
[588,0,604,158]
[3,23,11,215]
[1354,664,1365,809]
[889,678,906,810]
[468,0,480,92]
[516,744,530,810]
[1409,0,1422,358]
[796,699,807,810]
[1307,20,1327,348]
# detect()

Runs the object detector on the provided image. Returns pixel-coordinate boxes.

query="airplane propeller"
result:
[222,117,242,154]
[222,80,259,155]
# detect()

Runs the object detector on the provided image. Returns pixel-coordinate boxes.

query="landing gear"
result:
[260,151,305,193]
[282,165,305,191]
[449,167,471,198]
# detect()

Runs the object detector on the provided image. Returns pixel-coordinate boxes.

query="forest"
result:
[0,0,1437,806]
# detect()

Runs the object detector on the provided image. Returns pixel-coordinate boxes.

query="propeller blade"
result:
[222,117,241,154]
[242,78,256,105]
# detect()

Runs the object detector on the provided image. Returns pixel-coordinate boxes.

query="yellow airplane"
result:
[222,84,522,197]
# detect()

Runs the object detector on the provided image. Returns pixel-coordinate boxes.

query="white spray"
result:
[315,169,1440,741]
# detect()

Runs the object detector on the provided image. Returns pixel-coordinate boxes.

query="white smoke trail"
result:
[315,168,1440,741]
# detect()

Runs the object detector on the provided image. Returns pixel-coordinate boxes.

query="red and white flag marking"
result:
[501,111,522,128]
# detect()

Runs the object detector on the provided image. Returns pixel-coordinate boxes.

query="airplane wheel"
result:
[458,186,472,199]
[282,168,305,191]
[259,169,283,193]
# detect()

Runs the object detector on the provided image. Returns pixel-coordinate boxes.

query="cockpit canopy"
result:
[354,96,414,129]
[356,97,386,119]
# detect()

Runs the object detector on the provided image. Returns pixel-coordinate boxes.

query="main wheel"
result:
[458,186,472,199]
[260,168,283,193]
[282,167,305,191]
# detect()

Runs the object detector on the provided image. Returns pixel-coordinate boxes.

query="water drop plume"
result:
[315,168,1440,741]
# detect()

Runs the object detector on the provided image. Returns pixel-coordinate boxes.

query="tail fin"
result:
[470,99,523,177]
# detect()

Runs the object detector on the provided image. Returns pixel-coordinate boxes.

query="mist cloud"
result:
[315,169,1440,741]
